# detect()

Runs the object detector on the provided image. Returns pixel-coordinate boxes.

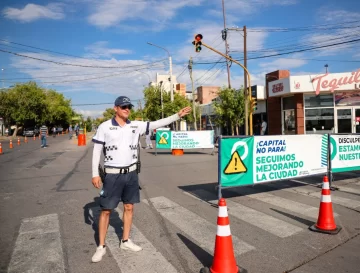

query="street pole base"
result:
[199,266,247,273]
[309,224,342,235]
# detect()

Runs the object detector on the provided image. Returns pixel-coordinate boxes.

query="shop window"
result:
[283,96,295,110]
[304,94,334,108]
[283,109,295,134]
[305,108,334,134]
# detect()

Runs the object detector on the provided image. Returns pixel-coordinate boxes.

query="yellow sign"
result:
[158,136,168,145]
[224,151,247,174]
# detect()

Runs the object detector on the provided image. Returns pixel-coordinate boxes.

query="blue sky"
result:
[1,0,360,118]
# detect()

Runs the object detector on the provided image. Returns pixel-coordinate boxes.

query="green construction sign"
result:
[220,137,254,187]
[156,130,172,149]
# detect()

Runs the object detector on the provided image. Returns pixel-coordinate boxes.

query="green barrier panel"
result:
[155,130,214,149]
[330,134,360,173]
[156,130,172,149]
[219,135,329,195]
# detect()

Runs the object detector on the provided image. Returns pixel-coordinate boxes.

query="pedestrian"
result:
[261,118,267,135]
[145,125,153,149]
[40,124,48,148]
[68,125,73,140]
[91,96,191,263]
[52,127,56,137]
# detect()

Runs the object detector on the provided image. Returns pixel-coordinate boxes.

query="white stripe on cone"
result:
[218,206,228,217]
[217,225,231,236]
[322,182,330,190]
[321,195,332,203]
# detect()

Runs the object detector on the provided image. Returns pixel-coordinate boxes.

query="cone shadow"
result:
[177,233,213,267]
[270,208,314,227]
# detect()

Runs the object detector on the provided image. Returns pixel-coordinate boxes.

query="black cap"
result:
[114,96,134,107]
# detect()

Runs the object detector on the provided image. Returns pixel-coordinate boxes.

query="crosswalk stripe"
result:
[268,181,360,209]
[192,189,303,238]
[221,186,337,218]
[8,214,65,273]
[337,186,360,195]
[143,196,255,256]
[90,207,178,273]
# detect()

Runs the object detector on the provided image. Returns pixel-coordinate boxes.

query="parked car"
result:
[23,127,40,137]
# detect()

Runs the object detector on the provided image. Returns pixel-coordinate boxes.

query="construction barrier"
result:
[155,130,215,156]
[309,175,341,235]
[200,198,247,273]
[78,134,86,146]
[217,133,359,199]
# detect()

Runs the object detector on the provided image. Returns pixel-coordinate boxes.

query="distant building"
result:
[175,83,186,96]
[149,73,177,93]
[196,86,220,104]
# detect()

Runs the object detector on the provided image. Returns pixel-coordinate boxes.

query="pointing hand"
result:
[178,106,192,118]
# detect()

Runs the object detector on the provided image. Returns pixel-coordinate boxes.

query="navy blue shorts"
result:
[100,171,140,209]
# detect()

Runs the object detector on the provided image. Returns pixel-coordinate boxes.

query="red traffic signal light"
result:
[195,34,203,41]
[192,34,203,53]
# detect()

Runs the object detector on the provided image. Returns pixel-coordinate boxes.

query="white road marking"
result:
[8,214,65,273]
[90,207,178,273]
[144,196,255,256]
[191,189,304,237]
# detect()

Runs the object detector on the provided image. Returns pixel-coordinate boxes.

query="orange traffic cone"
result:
[309,176,341,234]
[24,136,28,143]
[201,198,245,273]
[33,135,36,140]
[0,143,3,154]
[17,137,20,146]
[9,139,13,149]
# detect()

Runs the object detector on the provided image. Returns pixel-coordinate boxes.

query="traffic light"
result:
[192,34,203,53]
[250,97,257,112]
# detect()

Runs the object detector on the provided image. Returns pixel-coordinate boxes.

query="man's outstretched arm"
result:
[148,106,192,130]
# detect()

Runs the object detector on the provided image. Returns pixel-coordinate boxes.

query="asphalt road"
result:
[0,136,359,273]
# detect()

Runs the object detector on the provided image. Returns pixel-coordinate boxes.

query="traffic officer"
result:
[91,95,191,263]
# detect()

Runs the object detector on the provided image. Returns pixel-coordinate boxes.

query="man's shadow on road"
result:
[83,197,124,246]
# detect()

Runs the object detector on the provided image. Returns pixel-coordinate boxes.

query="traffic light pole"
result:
[200,42,253,135]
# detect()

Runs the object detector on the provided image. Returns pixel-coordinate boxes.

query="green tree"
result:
[85,116,92,132]
[213,86,245,135]
[4,82,48,136]
[44,89,73,127]
[143,86,193,128]
[102,108,115,120]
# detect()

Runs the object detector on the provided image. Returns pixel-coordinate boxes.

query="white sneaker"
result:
[120,239,142,252]
[91,245,106,262]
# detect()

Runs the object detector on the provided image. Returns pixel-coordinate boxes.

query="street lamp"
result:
[146,42,174,102]
[1,68,4,89]
[136,70,152,85]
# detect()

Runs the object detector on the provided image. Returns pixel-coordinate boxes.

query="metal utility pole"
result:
[222,0,231,88]
[146,42,173,101]
[197,40,252,135]
[188,57,197,130]
[243,25,251,136]
[159,81,164,119]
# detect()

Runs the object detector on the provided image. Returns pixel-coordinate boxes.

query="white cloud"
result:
[258,54,307,72]
[3,3,65,22]
[208,0,297,20]
[75,109,104,118]
[87,0,203,28]
[85,41,132,58]
[317,9,360,22]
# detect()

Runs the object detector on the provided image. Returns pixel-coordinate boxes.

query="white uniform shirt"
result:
[92,114,179,171]
[261,121,267,135]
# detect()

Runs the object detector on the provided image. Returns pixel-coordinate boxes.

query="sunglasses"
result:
[119,105,132,110]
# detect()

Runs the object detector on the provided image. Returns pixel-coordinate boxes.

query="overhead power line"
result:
[194,38,360,64]
[0,48,167,69]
